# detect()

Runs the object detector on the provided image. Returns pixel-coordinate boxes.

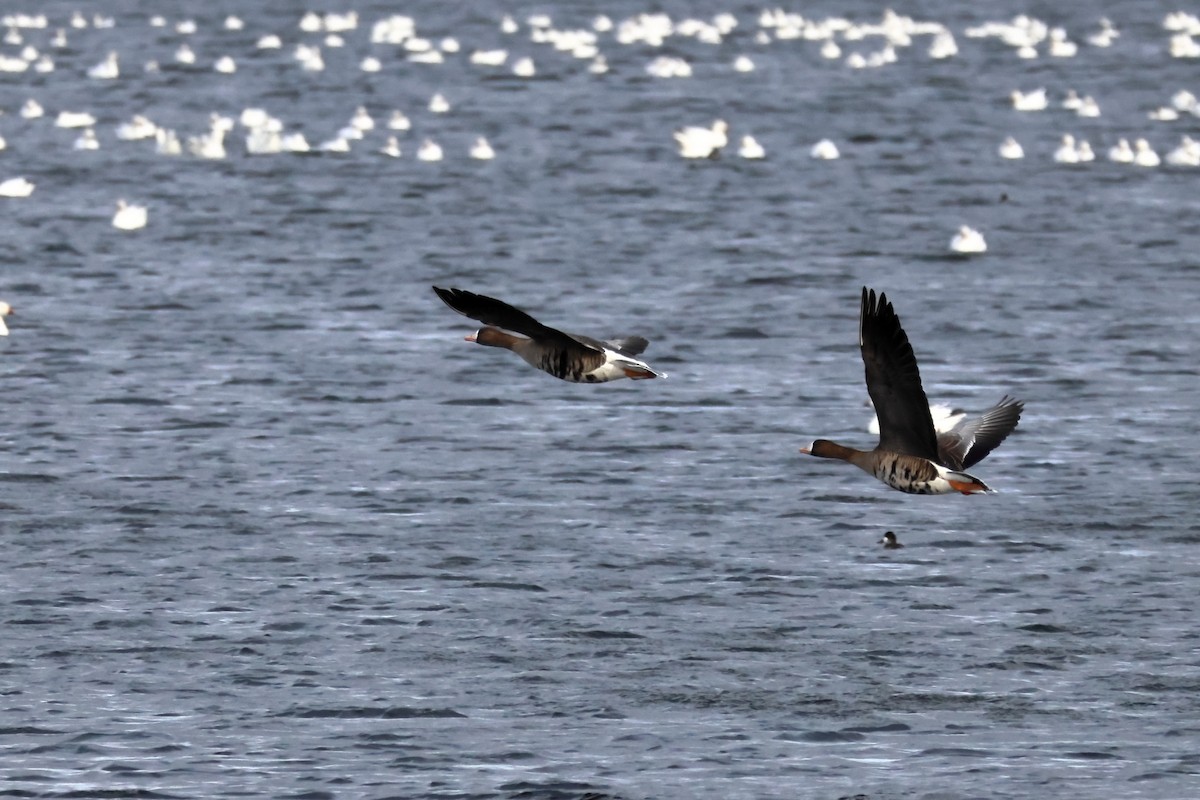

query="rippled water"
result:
[2,3,1200,799]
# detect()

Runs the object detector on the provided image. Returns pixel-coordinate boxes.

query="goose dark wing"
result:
[938,395,1024,469]
[433,286,602,348]
[859,287,939,460]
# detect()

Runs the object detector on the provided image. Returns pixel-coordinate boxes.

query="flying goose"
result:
[433,286,665,383]
[801,287,1023,494]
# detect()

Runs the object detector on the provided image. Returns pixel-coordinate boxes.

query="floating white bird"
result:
[281,132,310,153]
[1077,140,1095,162]
[0,300,11,335]
[429,93,451,113]
[380,136,401,158]
[214,55,236,74]
[318,136,351,153]
[417,138,443,161]
[732,54,755,72]
[20,98,43,118]
[245,128,282,155]
[1108,138,1134,163]
[387,110,411,130]
[998,136,1024,159]
[1166,136,1200,166]
[73,128,99,150]
[156,128,182,156]
[350,106,374,131]
[512,56,536,77]
[55,110,95,128]
[175,43,196,65]
[1054,134,1080,164]
[950,225,987,254]
[673,119,728,159]
[87,50,118,79]
[738,134,765,159]
[810,138,840,160]
[1133,138,1160,167]
[1011,88,1047,111]
[928,31,957,59]
[469,136,495,160]
[116,114,158,140]
[470,49,508,66]
[0,177,34,198]
[112,199,147,231]
[1048,28,1077,57]
[1076,96,1101,117]
[187,126,226,159]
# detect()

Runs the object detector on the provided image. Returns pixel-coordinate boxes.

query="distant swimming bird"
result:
[1011,87,1047,111]
[112,199,147,231]
[155,128,182,156]
[1108,138,1134,163]
[1054,134,1080,164]
[810,138,840,159]
[1133,138,1160,167]
[20,98,43,119]
[429,92,451,113]
[417,138,443,161]
[470,48,508,66]
[214,55,237,74]
[674,119,728,159]
[380,136,401,158]
[801,287,1023,494]
[1166,135,1200,166]
[116,114,158,140]
[1075,95,1101,118]
[87,50,118,79]
[0,300,11,335]
[950,225,987,254]
[469,136,495,160]
[738,135,765,159]
[512,56,536,77]
[0,176,35,197]
[387,110,411,130]
[187,126,226,159]
[998,136,1024,159]
[350,106,374,131]
[432,286,665,382]
[318,135,351,153]
[73,128,99,150]
[881,531,904,549]
[55,110,96,128]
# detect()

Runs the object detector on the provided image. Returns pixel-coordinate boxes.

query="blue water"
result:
[2,3,1199,798]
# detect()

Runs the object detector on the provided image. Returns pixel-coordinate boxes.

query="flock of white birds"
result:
[0,7,1197,252]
